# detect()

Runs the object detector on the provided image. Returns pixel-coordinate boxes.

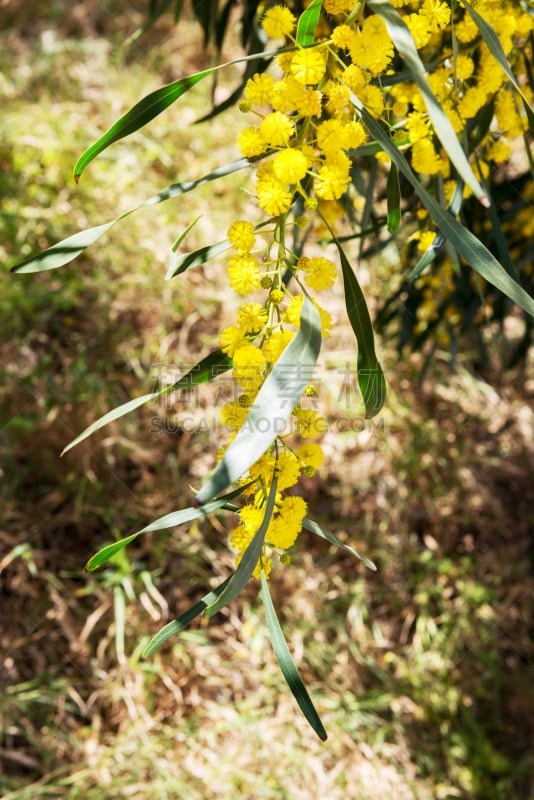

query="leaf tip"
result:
[74,173,81,184]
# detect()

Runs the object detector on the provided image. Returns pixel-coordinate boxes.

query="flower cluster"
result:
[219,0,533,576]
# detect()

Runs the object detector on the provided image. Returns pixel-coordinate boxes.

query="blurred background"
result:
[1,2,533,798]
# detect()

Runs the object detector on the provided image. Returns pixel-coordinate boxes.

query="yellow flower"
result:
[273,147,309,183]
[331,24,357,50]
[315,162,350,200]
[245,73,276,106]
[219,325,247,356]
[227,220,255,252]
[228,254,262,295]
[276,450,301,491]
[411,138,443,175]
[262,5,296,39]
[290,49,327,85]
[297,442,324,469]
[257,175,293,215]
[324,0,354,14]
[221,401,249,432]
[237,302,268,333]
[237,127,266,158]
[299,256,337,291]
[260,111,295,147]
[293,407,326,438]
[262,329,294,363]
[232,343,266,391]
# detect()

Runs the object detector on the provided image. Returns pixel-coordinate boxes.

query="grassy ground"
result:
[1,3,534,799]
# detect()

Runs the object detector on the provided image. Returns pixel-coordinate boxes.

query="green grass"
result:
[1,5,534,800]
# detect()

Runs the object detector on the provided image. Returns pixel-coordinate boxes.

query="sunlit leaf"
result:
[194,295,322,504]
[142,575,233,657]
[204,474,278,618]
[302,518,377,570]
[367,0,489,206]
[296,0,324,46]
[261,570,327,741]
[61,348,231,454]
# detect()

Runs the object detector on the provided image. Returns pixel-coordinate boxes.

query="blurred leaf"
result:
[204,474,278,618]
[459,0,534,133]
[302,518,377,570]
[352,96,534,319]
[142,575,233,657]
[367,0,489,206]
[261,570,327,741]
[386,163,401,234]
[195,295,322,504]
[62,348,231,454]
[85,485,246,571]
[329,232,386,418]
[296,0,324,46]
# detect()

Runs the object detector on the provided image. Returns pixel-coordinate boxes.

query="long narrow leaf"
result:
[329,230,386,418]
[166,239,231,280]
[296,0,323,46]
[142,575,233,657]
[195,295,322,504]
[459,0,534,133]
[302,518,377,570]
[204,473,278,618]
[85,485,246,571]
[261,570,327,741]
[10,158,249,275]
[367,0,489,206]
[61,348,231,454]
[386,162,401,234]
[74,50,282,179]
[351,95,534,319]
[11,223,115,274]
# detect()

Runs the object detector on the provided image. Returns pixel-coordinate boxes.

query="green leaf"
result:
[74,70,216,180]
[459,0,534,133]
[296,0,324,47]
[166,239,231,280]
[386,162,401,234]
[302,518,377,570]
[328,232,386,418]
[351,95,534,319]
[10,158,250,275]
[366,0,489,206]
[204,473,278,619]
[195,295,322,504]
[10,223,115,274]
[61,348,231,455]
[261,570,327,741]
[142,575,233,657]
[85,485,246,571]
[74,50,282,179]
